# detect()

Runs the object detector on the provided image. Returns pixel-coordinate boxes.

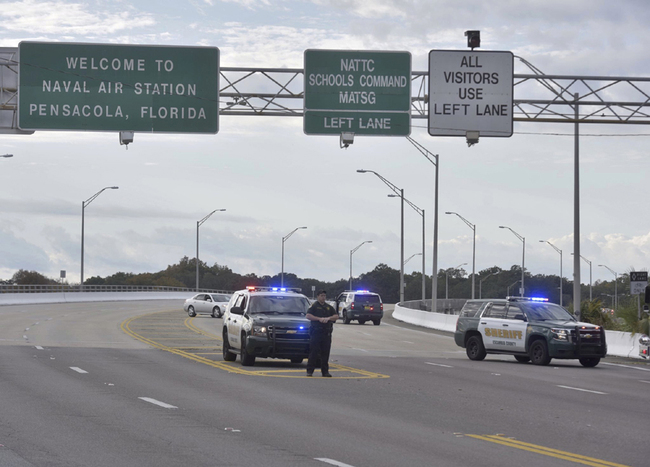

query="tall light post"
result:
[446,212,476,299]
[499,226,525,297]
[479,272,498,299]
[350,240,372,290]
[539,240,563,306]
[507,280,520,297]
[390,194,426,301]
[281,226,307,287]
[599,264,618,312]
[80,186,119,289]
[572,253,592,302]
[357,169,405,303]
[196,209,226,291]
[446,262,467,299]
[406,136,439,312]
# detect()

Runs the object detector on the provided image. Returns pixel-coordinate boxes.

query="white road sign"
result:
[630,271,648,294]
[428,50,513,137]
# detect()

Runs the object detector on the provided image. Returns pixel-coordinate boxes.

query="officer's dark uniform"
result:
[306,300,337,376]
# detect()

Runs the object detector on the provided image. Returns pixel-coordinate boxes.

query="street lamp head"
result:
[299,226,307,229]
[1,154,13,158]
[539,240,545,243]
[445,211,454,215]
[110,186,119,190]
[498,226,506,229]
[356,169,368,173]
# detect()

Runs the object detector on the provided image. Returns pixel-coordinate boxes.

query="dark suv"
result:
[222,287,311,366]
[335,290,383,325]
[454,297,607,367]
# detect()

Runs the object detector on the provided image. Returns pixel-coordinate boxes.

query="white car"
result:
[183,293,232,318]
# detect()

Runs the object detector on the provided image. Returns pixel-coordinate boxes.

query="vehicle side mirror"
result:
[230,306,243,315]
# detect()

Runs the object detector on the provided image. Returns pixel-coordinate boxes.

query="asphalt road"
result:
[0,300,648,467]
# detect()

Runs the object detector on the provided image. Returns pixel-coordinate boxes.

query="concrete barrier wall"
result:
[393,303,643,359]
[0,292,188,306]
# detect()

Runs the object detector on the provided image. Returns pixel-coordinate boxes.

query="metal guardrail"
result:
[0,284,232,294]
[399,298,467,315]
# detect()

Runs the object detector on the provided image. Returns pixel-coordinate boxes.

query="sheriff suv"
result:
[335,290,383,325]
[222,286,311,366]
[454,297,607,367]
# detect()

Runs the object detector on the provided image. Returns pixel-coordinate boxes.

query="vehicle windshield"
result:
[522,302,575,321]
[248,295,310,314]
[354,294,380,304]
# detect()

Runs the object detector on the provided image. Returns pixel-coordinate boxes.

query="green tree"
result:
[11,269,55,285]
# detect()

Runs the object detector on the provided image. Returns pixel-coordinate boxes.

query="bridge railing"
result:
[0,284,232,294]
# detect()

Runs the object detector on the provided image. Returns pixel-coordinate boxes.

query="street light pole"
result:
[80,186,119,289]
[446,212,476,299]
[350,240,372,290]
[599,264,618,312]
[196,209,226,291]
[281,226,307,287]
[406,136,439,312]
[357,169,405,303]
[572,253,593,302]
[499,226,525,297]
[479,272,498,299]
[507,280,520,297]
[390,194,426,301]
[446,262,467,299]
[539,240,563,306]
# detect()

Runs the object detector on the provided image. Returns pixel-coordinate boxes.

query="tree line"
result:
[4,257,647,333]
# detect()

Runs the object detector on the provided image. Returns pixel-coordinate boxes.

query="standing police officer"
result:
[305,290,338,377]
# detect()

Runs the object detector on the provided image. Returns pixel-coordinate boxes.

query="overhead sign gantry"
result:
[18,42,219,133]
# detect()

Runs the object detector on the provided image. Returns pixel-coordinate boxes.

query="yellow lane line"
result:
[121,312,389,379]
[466,435,630,467]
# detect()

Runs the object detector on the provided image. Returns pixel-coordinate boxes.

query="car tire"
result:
[187,306,196,317]
[222,329,236,362]
[466,335,487,361]
[579,357,600,367]
[241,334,256,366]
[212,306,221,318]
[343,310,351,324]
[372,319,381,326]
[290,358,303,364]
[514,355,530,363]
[529,340,551,365]
[359,320,366,325]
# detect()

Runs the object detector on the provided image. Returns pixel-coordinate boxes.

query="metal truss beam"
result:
[3,48,650,132]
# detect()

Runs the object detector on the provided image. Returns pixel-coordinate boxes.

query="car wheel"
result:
[529,340,551,366]
[241,334,256,366]
[466,335,487,361]
[212,306,221,318]
[187,306,196,317]
[222,329,236,362]
[343,310,351,324]
[372,319,381,326]
[359,320,366,325]
[579,357,600,367]
[290,358,303,364]
[514,355,530,363]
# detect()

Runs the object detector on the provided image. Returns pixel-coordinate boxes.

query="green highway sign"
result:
[18,42,219,133]
[304,49,411,136]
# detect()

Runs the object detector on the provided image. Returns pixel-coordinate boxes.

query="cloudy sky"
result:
[1,0,649,290]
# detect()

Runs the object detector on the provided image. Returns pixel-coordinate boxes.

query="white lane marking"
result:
[23,335,28,339]
[70,367,88,374]
[425,362,453,368]
[138,397,178,409]
[557,385,607,395]
[402,341,414,344]
[602,362,650,372]
[315,459,356,467]
[640,380,650,384]
[352,348,369,353]
[25,328,30,331]
[35,346,44,350]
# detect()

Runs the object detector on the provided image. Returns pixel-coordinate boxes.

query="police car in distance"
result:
[222,286,311,366]
[454,297,607,367]
[334,290,383,325]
